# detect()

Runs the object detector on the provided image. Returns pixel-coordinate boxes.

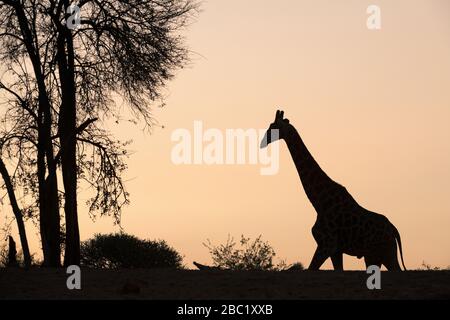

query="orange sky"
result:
[3,0,450,270]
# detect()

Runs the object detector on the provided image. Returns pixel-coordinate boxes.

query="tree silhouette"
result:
[0,0,198,266]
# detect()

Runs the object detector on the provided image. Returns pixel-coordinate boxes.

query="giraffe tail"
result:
[392,223,407,271]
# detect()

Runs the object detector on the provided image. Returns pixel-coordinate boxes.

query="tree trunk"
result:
[41,167,61,267]
[57,12,80,266]
[61,149,79,267]
[0,159,31,268]
[36,117,61,267]
[14,3,61,267]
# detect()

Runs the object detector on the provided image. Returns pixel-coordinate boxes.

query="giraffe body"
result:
[261,110,406,271]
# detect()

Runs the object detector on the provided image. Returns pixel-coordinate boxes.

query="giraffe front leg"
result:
[331,252,343,271]
[308,247,329,270]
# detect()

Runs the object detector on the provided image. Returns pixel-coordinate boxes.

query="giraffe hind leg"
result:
[383,242,402,271]
[384,258,401,271]
[308,246,329,270]
[364,256,382,269]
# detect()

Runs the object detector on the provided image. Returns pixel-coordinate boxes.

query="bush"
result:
[0,242,7,268]
[0,239,40,268]
[204,235,289,271]
[418,261,441,271]
[80,233,183,269]
[287,262,305,271]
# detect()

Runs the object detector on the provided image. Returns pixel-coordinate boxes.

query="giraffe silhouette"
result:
[261,110,406,271]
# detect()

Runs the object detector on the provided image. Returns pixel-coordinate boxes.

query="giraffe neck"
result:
[284,124,356,214]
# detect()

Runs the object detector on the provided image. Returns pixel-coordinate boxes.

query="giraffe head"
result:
[260,109,290,148]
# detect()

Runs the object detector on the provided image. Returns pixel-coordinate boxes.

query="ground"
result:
[0,268,449,299]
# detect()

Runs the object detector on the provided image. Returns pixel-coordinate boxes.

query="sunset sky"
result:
[3,0,450,270]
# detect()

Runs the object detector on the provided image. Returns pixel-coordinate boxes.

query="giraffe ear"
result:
[284,118,289,124]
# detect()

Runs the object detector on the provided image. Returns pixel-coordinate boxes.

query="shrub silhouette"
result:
[418,261,442,271]
[0,242,7,267]
[80,233,183,269]
[204,235,288,271]
[287,262,305,271]
[0,240,40,268]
